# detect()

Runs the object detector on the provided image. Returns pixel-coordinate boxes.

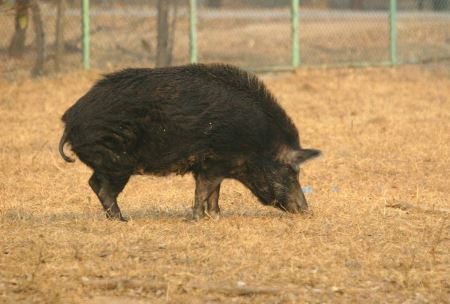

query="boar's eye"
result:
[283,162,299,175]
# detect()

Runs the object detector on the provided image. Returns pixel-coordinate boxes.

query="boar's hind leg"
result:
[89,173,129,221]
[206,183,221,219]
[193,173,222,220]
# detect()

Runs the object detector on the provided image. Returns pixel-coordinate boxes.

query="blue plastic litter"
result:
[302,186,313,193]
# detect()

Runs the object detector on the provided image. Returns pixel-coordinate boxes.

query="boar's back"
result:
[61,64,300,175]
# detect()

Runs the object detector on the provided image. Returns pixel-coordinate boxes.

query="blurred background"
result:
[1,0,449,79]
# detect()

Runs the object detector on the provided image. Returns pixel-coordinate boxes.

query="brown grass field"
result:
[0,65,449,303]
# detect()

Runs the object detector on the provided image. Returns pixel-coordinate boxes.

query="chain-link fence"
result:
[1,0,449,79]
[298,0,450,66]
[1,0,82,78]
[398,1,450,64]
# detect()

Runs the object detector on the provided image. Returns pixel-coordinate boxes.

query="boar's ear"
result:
[292,149,321,167]
[277,147,321,168]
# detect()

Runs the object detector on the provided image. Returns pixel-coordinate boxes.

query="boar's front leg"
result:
[89,173,129,221]
[193,173,222,220]
[206,183,221,219]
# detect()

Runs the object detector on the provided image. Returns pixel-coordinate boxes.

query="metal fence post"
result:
[291,0,300,68]
[389,0,397,65]
[189,0,198,64]
[82,0,90,69]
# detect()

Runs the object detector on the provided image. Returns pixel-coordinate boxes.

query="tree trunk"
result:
[8,0,29,58]
[350,0,363,10]
[433,0,449,10]
[156,0,170,67]
[55,0,66,71]
[417,0,424,10]
[166,1,178,65]
[206,0,222,8]
[30,0,45,77]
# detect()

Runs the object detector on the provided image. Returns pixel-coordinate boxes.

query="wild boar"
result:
[59,64,320,221]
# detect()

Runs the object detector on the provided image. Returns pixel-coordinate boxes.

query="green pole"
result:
[291,0,300,68]
[82,0,90,69]
[389,0,397,65]
[189,0,198,64]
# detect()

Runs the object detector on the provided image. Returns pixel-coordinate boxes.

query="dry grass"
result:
[0,66,449,303]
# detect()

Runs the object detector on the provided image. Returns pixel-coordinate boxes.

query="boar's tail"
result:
[59,130,75,163]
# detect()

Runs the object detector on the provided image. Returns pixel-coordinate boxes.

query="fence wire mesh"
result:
[398,1,450,64]
[300,8,390,65]
[0,0,82,79]
[86,0,188,69]
[197,1,292,68]
[0,0,449,79]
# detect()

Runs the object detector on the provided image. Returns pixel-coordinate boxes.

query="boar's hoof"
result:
[192,209,206,221]
[106,212,128,222]
[205,210,220,220]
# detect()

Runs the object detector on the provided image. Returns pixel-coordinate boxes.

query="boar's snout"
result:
[282,186,308,213]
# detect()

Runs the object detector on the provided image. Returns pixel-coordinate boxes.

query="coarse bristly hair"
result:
[186,64,300,144]
[60,63,302,176]
[93,63,300,150]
